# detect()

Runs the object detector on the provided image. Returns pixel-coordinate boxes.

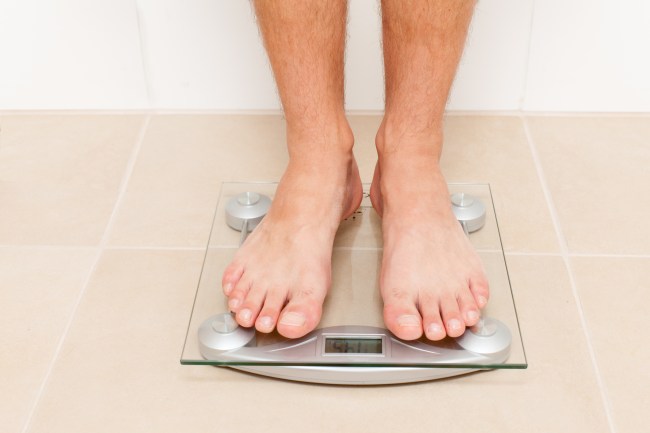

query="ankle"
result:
[286,113,354,156]
[375,117,443,157]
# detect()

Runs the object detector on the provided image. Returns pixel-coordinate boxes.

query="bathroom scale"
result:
[181,182,527,385]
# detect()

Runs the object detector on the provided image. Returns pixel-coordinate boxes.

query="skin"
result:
[222,0,489,341]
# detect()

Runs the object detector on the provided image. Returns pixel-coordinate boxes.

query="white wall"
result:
[525,0,650,111]
[0,0,148,109]
[0,0,648,112]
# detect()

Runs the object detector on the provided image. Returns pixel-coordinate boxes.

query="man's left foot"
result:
[370,126,490,341]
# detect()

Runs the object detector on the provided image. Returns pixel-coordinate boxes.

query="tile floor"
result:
[1,113,648,433]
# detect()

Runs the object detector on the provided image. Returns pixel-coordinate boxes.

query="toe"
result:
[277,301,322,339]
[276,285,325,339]
[222,262,244,296]
[425,320,446,341]
[382,288,423,341]
[469,275,490,309]
[255,289,286,333]
[227,277,251,313]
[419,294,447,341]
[440,293,465,338]
[457,288,481,327]
[236,285,267,328]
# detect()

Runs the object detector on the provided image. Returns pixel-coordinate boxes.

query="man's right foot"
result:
[221,127,363,339]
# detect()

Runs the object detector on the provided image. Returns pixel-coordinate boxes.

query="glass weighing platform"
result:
[181,182,527,385]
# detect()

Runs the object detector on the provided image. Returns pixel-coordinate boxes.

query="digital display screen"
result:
[324,338,383,354]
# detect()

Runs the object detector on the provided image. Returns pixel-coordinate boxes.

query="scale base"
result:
[230,365,488,385]
[198,313,512,385]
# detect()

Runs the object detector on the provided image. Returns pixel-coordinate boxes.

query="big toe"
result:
[382,295,424,341]
[276,301,323,339]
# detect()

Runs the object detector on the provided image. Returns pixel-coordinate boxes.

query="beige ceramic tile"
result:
[571,257,650,433]
[110,115,556,252]
[107,115,288,247]
[28,251,609,433]
[443,116,559,253]
[0,115,144,245]
[0,248,95,433]
[527,116,650,254]
[349,115,559,253]
[23,249,204,433]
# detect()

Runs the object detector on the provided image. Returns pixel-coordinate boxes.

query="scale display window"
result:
[181,182,527,381]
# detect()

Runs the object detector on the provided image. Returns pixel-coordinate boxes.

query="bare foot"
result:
[370,127,489,341]
[221,132,362,339]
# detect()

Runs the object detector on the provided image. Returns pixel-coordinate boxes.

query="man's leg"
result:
[222,0,363,338]
[371,0,489,340]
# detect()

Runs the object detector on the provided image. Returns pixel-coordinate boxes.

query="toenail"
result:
[258,316,273,329]
[397,315,420,327]
[228,298,240,310]
[279,312,306,327]
[477,296,487,307]
[239,309,252,322]
[447,319,462,331]
[223,283,233,295]
[467,310,479,322]
[428,323,444,335]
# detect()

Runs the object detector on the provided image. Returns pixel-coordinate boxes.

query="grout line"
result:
[105,245,205,251]
[503,251,561,256]
[0,109,153,116]
[2,243,644,258]
[20,115,152,433]
[519,0,537,110]
[0,243,642,258]
[517,111,650,118]
[568,252,650,259]
[133,0,154,108]
[1,109,649,117]
[3,239,642,257]
[521,116,618,433]
[0,245,97,251]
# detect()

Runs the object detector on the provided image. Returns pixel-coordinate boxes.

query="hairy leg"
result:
[371,0,489,340]
[222,0,363,338]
